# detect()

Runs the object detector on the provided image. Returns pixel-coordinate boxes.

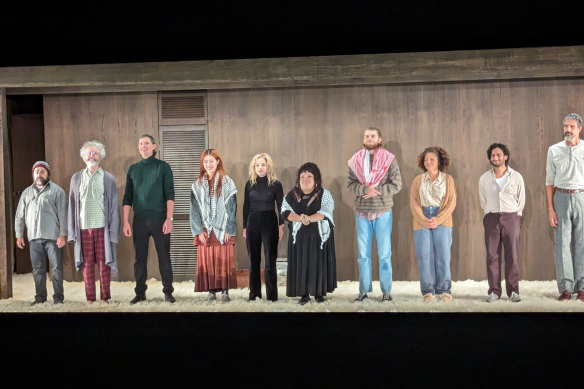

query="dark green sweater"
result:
[122,155,175,219]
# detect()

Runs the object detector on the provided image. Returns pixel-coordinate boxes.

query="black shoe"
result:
[248,294,258,301]
[316,295,326,303]
[130,295,146,304]
[298,295,310,305]
[53,300,64,305]
[164,293,176,303]
[381,293,393,302]
[30,299,46,306]
[354,293,368,302]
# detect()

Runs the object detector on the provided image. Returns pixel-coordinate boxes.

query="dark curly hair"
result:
[293,162,323,199]
[417,147,450,172]
[486,143,510,166]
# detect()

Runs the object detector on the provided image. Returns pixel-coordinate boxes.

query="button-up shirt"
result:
[15,181,68,240]
[479,166,525,216]
[79,167,105,229]
[546,140,584,189]
[419,171,447,207]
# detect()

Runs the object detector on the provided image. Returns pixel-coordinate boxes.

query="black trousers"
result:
[133,216,174,296]
[246,211,279,300]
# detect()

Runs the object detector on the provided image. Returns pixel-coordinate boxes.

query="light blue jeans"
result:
[553,191,584,293]
[356,211,393,294]
[413,206,452,295]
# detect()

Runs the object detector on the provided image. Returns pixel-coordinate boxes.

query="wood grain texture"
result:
[32,78,584,284]
[0,88,13,298]
[43,93,159,282]
[3,46,584,95]
[208,79,583,282]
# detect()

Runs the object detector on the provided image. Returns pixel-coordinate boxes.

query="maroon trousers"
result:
[81,228,111,301]
[483,212,521,297]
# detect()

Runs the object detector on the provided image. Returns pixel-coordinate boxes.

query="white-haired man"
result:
[68,140,120,303]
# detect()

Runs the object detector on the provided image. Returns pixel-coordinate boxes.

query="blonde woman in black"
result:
[242,153,284,301]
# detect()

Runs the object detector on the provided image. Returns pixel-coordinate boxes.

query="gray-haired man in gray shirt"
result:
[15,161,67,305]
[546,113,584,302]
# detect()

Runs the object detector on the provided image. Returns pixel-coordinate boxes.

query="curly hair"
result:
[417,147,450,172]
[487,143,510,166]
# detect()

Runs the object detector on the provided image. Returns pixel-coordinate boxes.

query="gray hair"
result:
[563,113,583,127]
[80,140,106,159]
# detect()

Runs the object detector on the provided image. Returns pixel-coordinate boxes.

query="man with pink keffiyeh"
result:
[348,127,402,302]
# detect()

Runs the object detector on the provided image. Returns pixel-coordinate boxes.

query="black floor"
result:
[2,312,582,386]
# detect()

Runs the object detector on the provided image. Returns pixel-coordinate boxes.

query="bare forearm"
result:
[166,200,174,219]
[546,185,555,212]
[123,205,131,224]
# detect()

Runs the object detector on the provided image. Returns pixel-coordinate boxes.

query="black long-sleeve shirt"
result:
[242,176,284,228]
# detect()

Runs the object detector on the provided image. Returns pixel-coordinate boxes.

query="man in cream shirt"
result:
[479,143,525,303]
[546,113,584,302]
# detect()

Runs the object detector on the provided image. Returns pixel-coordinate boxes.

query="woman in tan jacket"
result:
[409,147,456,302]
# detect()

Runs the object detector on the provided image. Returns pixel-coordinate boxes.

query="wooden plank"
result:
[0,88,13,298]
[3,46,584,95]
[43,93,159,281]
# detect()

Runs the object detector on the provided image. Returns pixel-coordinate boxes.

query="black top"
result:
[242,176,284,228]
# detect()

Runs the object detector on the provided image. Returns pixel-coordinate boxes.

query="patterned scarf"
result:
[192,173,237,244]
[348,147,394,186]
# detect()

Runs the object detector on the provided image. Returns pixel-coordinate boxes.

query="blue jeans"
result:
[29,239,64,303]
[356,211,393,294]
[413,207,452,295]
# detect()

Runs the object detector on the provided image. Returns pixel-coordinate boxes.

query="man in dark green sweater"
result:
[123,134,176,304]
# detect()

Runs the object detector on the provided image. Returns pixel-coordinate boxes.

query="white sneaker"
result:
[485,292,499,303]
[510,292,521,303]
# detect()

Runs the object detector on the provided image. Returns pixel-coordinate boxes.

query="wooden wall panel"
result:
[0,88,13,298]
[43,93,159,282]
[208,78,584,282]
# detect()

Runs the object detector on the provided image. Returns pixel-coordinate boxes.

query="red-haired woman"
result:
[190,149,238,302]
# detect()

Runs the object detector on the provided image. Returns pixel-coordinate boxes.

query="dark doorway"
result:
[7,95,45,273]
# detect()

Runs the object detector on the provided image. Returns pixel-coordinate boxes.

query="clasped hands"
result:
[426,217,437,229]
[299,214,312,226]
[363,185,381,199]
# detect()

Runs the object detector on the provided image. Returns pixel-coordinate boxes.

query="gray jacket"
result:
[15,181,67,241]
[68,169,120,273]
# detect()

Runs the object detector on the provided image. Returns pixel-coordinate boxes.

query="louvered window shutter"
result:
[158,92,208,281]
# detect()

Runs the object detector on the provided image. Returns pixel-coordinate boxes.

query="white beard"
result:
[85,160,99,168]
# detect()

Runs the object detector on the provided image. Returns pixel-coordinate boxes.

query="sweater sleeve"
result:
[379,159,403,197]
[242,180,250,228]
[122,166,133,207]
[275,181,284,225]
[163,163,175,201]
[67,174,77,242]
[107,173,121,244]
[434,175,457,226]
[347,168,367,196]
[409,175,428,228]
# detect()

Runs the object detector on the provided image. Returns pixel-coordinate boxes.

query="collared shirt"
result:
[479,166,525,216]
[419,171,447,207]
[15,181,67,241]
[79,167,105,229]
[546,140,584,189]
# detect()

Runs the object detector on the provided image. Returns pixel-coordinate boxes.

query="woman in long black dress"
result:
[281,162,337,305]
[242,153,284,301]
